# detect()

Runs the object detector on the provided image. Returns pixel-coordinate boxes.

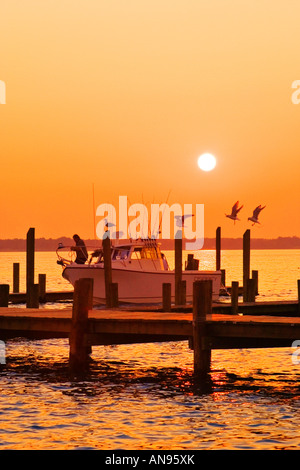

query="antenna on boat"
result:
[151,189,172,240]
[92,183,97,244]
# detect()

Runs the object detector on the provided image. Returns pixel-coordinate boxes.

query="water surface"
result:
[0,249,300,450]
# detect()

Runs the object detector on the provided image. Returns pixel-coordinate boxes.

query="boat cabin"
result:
[95,240,169,271]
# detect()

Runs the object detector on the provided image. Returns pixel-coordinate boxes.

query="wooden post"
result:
[39,274,46,303]
[231,281,239,315]
[13,263,20,293]
[69,278,93,373]
[162,283,171,312]
[243,229,250,302]
[0,285,9,307]
[26,283,39,308]
[180,280,186,305]
[221,269,226,288]
[298,280,300,314]
[102,236,112,308]
[175,238,182,305]
[186,254,194,270]
[110,282,119,308]
[193,258,199,270]
[26,228,35,296]
[246,278,256,302]
[193,280,212,377]
[252,270,258,295]
[216,226,221,271]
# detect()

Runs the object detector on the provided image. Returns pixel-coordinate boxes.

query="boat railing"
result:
[56,244,104,267]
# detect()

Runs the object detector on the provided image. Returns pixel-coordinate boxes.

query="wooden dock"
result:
[1,278,300,376]
[8,291,73,304]
[1,307,300,346]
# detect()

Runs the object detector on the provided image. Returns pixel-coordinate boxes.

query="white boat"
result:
[57,239,221,305]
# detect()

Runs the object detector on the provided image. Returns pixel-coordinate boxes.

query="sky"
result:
[1,0,300,241]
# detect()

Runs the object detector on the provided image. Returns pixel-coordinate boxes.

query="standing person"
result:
[71,234,88,264]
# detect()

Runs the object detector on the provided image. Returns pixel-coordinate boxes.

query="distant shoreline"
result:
[0,237,300,251]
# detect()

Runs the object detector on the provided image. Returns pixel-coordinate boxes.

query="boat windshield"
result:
[132,246,160,260]
[112,246,131,260]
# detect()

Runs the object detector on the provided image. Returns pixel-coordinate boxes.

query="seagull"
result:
[104,219,116,229]
[174,214,194,227]
[248,205,266,226]
[225,201,243,224]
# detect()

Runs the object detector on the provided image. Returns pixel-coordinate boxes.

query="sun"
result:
[197,153,217,172]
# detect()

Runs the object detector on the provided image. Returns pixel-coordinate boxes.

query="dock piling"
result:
[69,278,93,373]
[192,280,212,377]
[216,226,221,271]
[243,229,250,302]
[162,283,171,312]
[180,280,186,305]
[39,274,46,303]
[13,263,20,293]
[186,254,194,270]
[0,285,9,307]
[27,284,39,308]
[231,281,239,314]
[26,227,35,295]
[186,254,199,271]
[110,282,119,308]
[221,269,226,288]
[103,236,112,308]
[175,238,182,305]
[26,228,36,308]
[246,278,256,302]
[252,270,258,295]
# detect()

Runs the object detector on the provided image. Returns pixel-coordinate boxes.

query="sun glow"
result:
[197,153,217,172]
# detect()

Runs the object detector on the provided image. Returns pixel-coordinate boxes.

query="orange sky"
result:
[1,0,300,241]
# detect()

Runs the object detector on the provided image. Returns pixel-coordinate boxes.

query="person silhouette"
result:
[71,234,88,264]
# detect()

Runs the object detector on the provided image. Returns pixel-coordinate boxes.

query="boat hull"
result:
[62,265,222,304]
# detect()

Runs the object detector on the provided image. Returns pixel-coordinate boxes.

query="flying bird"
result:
[248,205,266,226]
[104,219,116,229]
[175,214,194,227]
[225,201,243,224]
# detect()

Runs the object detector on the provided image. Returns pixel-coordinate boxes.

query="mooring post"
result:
[13,263,20,293]
[110,282,119,308]
[246,278,256,302]
[162,283,171,312]
[252,270,258,295]
[216,226,221,271]
[221,269,226,288]
[243,229,250,302]
[231,281,239,314]
[180,280,186,305]
[193,280,212,377]
[0,285,9,307]
[69,278,93,373]
[175,238,182,305]
[39,274,46,303]
[186,254,194,270]
[102,235,112,308]
[26,228,35,307]
[27,284,40,308]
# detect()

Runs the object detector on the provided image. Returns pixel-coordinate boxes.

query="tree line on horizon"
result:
[0,236,300,251]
